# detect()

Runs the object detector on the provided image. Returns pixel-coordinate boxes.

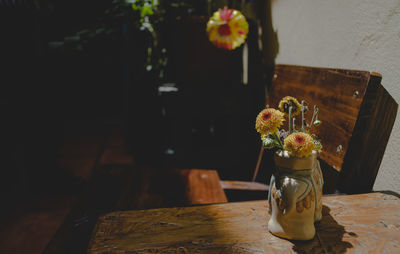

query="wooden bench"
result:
[43,170,226,254]
[179,169,227,204]
[114,168,227,211]
[43,130,227,254]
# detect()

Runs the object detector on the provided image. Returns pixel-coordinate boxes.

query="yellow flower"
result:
[206,7,249,50]
[284,132,314,157]
[278,96,302,116]
[255,108,285,135]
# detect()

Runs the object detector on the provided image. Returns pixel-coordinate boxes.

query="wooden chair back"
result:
[266,64,397,193]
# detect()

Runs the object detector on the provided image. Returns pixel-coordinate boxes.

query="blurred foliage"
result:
[49,0,211,80]
[48,0,260,81]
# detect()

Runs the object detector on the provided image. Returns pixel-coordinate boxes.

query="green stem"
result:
[273,132,284,149]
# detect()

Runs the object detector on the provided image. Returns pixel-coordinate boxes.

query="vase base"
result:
[269,229,316,241]
[268,219,316,241]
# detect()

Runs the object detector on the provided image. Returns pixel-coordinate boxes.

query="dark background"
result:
[0,1,281,253]
[0,0,276,211]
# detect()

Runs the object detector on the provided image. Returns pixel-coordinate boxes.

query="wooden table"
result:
[88,192,400,253]
[42,167,228,254]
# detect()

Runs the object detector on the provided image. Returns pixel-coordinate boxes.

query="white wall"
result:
[270,0,400,193]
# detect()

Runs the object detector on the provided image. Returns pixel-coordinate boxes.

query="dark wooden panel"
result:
[88,192,400,253]
[98,146,134,166]
[43,132,136,254]
[339,77,398,193]
[267,65,371,171]
[42,163,133,254]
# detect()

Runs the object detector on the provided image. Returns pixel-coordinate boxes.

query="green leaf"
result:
[141,5,154,17]
[131,3,140,11]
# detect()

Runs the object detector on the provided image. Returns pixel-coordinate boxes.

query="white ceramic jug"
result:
[268,150,323,240]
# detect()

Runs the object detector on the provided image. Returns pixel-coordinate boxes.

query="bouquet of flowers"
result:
[255,96,322,157]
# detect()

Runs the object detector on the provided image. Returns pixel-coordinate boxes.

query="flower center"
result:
[263,113,271,120]
[218,24,231,36]
[296,136,305,144]
[283,101,298,114]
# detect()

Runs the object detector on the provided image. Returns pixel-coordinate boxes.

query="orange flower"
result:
[255,108,285,135]
[284,132,314,157]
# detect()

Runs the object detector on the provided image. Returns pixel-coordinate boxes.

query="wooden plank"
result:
[267,65,398,193]
[182,169,227,204]
[338,78,398,193]
[88,192,400,254]
[114,167,186,211]
[43,132,134,254]
[0,196,75,254]
[268,65,371,172]
[115,169,227,210]
[98,146,134,166]
[44,129,226,253]
[44,167,226,253]
[57,130,106,181]
[42,163,136,254]
[220,180,269,191]
[58,157,98,181]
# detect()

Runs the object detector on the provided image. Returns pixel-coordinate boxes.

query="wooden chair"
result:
[224,64,398,194]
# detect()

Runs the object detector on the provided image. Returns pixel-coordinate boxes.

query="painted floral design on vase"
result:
[268,150,323,240]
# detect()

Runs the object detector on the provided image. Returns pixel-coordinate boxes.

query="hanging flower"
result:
[255,108,285,135]
[284,132,314,157]
[206,7,249,50]
[278,96,302,116]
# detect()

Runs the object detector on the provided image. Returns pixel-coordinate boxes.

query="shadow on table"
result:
[290,205,356,254]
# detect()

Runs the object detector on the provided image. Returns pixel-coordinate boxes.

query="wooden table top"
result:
[88,192,400,253]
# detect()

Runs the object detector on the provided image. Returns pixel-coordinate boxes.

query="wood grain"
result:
[182,169,228,204]
[266,65,398,193]
[44,167,228,254]
[43,129,227,254]
[43,130,130,254]
[267,65,371,171]
[88,192,400,254]
[220,180,269,191]
[338,75,398,193]
[115,168,227,210]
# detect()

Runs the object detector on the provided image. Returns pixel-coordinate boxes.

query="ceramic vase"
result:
[268,150,324,240]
